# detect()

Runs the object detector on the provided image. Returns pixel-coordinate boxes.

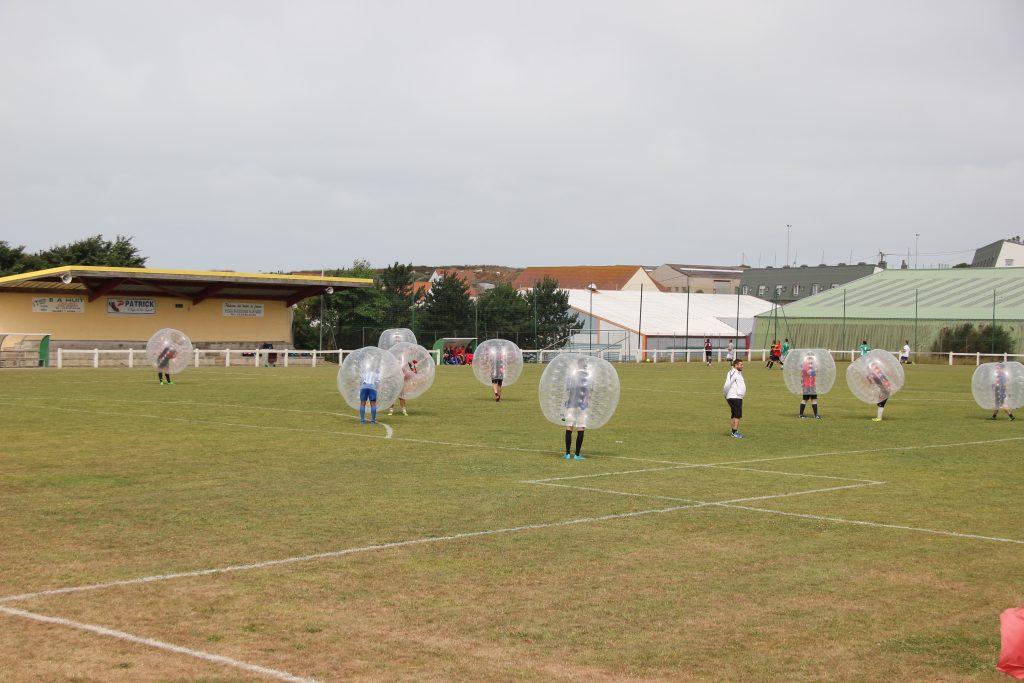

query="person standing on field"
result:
[723,359,746,438]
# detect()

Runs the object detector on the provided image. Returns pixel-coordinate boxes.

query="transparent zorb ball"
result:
[146,328,193,375]
[387,342,436,401]
[472,339,524,387]
[783,349,837,396]
[378,328,417,351]
[337,346,404,410]
[846,349,905,404]
[538,354,620,429]
[971,361,1024,411]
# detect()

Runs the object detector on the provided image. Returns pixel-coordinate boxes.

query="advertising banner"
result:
[107,298,156,315]
[223,302,264,317]
[32,297,85,313]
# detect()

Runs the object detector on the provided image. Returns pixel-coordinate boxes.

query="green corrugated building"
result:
[754,267,1024,354]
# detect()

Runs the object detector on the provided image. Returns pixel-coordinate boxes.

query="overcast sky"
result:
[2,1,1022,273]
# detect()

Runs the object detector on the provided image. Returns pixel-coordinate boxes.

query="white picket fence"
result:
[39,347,1024,369]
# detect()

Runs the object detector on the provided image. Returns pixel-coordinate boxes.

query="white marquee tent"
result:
[565,289,775,359]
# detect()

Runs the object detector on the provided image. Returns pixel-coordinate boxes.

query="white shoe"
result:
[387,408,394,415]
[402,409,408,416]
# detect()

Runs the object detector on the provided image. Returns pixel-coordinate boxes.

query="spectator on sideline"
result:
[723,358,746,438]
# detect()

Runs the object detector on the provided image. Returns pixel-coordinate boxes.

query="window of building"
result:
[741,285,750,295]
[775,285,785,297]
[811,283,821,294]
[830,283,839,288]
[792,284,801,296]
[757,285,767,296]
[1006,258,1015,266]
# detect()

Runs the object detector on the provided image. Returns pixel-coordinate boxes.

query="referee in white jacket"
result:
[723,359,746,439]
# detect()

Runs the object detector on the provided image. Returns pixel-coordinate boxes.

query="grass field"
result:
[1,360,1022,682]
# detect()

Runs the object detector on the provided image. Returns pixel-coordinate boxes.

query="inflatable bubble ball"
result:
[538,353,621,429]
[378,328,417,351]
[472,339,524,388]
[146,328,193,375]
[846,349,905,404]
[782,349,837,396]
[387,342,436,401]
[337,346,404,411]
[971,361,1024,411]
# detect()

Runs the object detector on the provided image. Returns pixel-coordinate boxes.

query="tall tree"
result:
[31,234,147,269]
[378,262,420,328]
[0,241,30,276]
[414,271,474,346]
[292,260,385,350]
[530,276,581,349]
[475,283,530,342]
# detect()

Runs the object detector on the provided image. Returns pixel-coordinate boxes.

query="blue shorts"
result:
[359,387,378,402]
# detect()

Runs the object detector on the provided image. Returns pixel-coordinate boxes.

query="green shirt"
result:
[858,343,871,357]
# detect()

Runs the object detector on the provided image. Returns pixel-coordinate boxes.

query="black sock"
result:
[575,431,585,455]
[565,431,572,453]
[812,403,819,416]
[799,402,805,416]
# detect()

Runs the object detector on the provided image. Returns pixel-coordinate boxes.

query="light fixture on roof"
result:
[324,287,334,295]
[60,272,73,284]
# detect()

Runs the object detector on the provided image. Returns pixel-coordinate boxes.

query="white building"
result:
[565,288,774,359]
[971,237,1024,268]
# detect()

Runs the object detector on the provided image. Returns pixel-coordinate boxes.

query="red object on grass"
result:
[998,608,1024,679]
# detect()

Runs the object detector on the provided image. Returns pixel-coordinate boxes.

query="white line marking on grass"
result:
[4,403,403,443]
[710,436,1024,467]
[525,465,881,485]
[712,504,1024,545]
[0,606,317,683]
[0,504,708,604]
[532,482,882,506]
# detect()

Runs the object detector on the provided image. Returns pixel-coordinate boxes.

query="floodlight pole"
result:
[685,273,690,360]
[587,283,598,352]
[915,233,920,269]
[787,224,792,267]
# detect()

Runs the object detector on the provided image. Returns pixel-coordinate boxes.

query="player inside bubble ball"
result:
[359,360,382,424]
[867,360,892,421]
[491,348,507,402]
[157,345,177,385]
[798,352,821,419]
[990,363,1017,421]
[389,358,417,416]
[560,357,593,460]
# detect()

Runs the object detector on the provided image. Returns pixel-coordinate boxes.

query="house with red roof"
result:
[512,266,661,293]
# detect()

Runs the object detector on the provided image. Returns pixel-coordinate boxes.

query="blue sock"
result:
[371,406,377,421]
[359,406,365,421]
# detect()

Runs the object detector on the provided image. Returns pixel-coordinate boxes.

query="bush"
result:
[931,323,1015,354]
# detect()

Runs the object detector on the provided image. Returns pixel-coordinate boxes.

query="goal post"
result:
[0,332,52,368]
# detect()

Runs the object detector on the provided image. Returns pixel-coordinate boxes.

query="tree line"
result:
[293,261,581,351]
[0,235,147,275]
